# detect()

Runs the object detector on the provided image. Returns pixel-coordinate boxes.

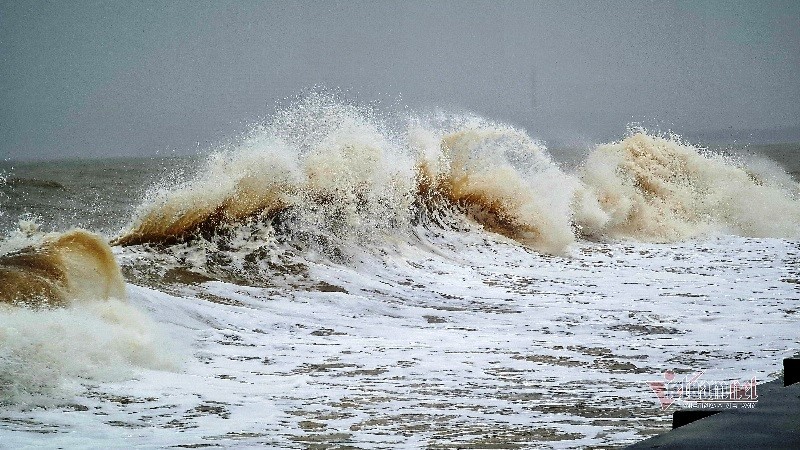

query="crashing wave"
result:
[0,229,126,308]
[577,131,800,240]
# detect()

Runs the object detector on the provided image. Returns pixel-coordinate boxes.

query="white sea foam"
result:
[0,299,178,406]
[3,231,795,448]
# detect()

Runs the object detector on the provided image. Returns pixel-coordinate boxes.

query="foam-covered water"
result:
[0,299,178,407]
[1,95,798,448]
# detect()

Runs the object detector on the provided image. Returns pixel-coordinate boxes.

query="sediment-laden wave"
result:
[114,99,581,256]
[115,95,414,252]
[113,97,800,264]
[0,228,176,406]
[577,131,800,241]
[414,119,579,254]
[0,229,126,308]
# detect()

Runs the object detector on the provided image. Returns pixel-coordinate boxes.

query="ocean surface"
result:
[1,96,799,448]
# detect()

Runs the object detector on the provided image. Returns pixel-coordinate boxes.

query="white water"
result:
[1,229,797,448]
[0,299,179,407]
[2,97,799,448]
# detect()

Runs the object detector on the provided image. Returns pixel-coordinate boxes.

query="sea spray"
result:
[412,115,580,254]
[0,299,178,406]
[116,98,800,266]
[116,94,416,254]
[578,131,800,240]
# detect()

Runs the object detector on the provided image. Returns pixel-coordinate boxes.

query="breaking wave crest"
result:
[577,131,800,241]
[0,228,126,308]
[113,95,800,274]
[413,117,579,254]
[115,97,582,257]
[115,95,414,251]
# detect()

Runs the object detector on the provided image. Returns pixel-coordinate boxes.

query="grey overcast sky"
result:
[1,0,799,160]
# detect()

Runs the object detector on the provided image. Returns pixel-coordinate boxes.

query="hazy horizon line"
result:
[3,125,799,164]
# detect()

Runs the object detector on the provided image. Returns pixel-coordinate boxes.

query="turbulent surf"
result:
[578,131,800,240]
[0,228,125,308]
[1,94,799,448]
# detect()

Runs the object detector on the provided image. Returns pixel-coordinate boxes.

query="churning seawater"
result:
[1,95,799,448]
